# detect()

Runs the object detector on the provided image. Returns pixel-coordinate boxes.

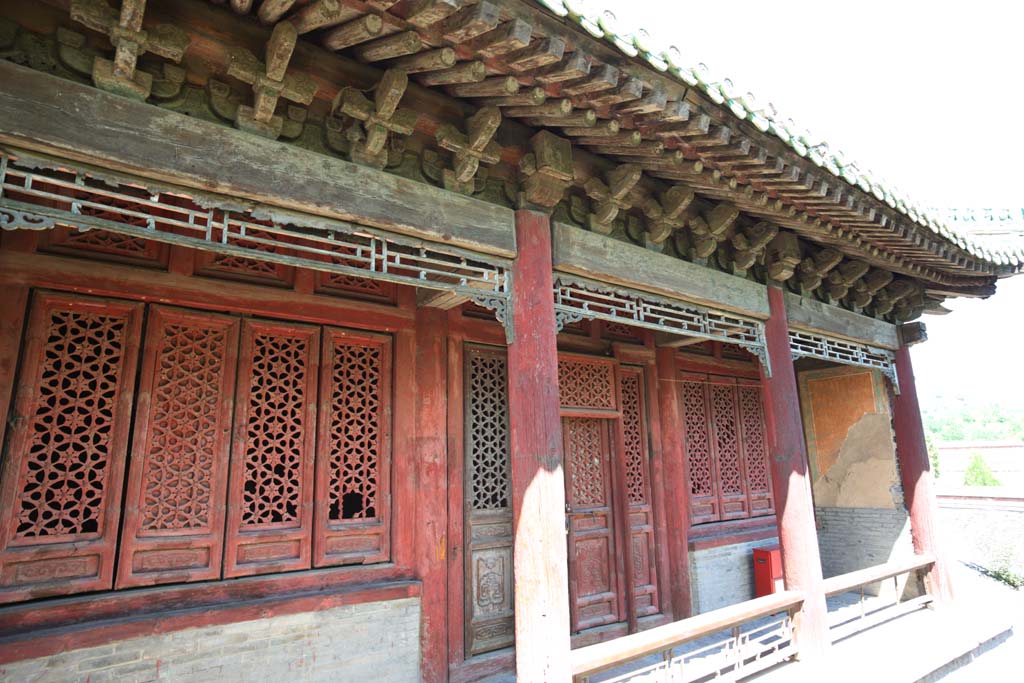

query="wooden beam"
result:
[653,333,710,348]
[783,291,899,349]
[0,61,517,258]
[507,209,572,682]
[551,222,769,318]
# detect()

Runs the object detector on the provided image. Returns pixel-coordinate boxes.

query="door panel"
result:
[563,416,623,632]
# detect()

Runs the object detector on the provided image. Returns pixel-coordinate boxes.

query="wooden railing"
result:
[822,553,936,643]
[570,590,804,683]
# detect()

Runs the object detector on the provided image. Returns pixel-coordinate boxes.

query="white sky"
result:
[606,0,1024,410]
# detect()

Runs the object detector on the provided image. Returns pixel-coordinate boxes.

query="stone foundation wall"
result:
[688,537,779,614]
[0,597,421,683]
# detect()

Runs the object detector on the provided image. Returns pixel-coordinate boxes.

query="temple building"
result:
[0,1,1019,681]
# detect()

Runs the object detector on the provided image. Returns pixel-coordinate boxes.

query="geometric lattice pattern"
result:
[789,330,898,392]
[738,386,771,495]
[139,322,230,532]
[467,349,510,511]
[681,379,714,499]
[326,341,383,520]
[710,384,742,496]
[14,307,130,539]
[565,417,606,507]
[620,372,648,505]
[240,332,310,526]
[558,358,616,410]
[44,226,159,263]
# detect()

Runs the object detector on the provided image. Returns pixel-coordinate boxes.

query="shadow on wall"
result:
[797,363,916,597]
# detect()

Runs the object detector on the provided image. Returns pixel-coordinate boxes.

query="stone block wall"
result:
[688,537,780,614]
[0,597,421,683]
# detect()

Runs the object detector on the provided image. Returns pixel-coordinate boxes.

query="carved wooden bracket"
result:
[227,21,316,138]
[333,68,419,168]
[435,106,501,193]
[825,260,870,301]
[849,268,894,308]
[70,0,189,100]
[646,185,694,245]
[584,163,642,234]
[731,221,778,270]
[871,278,916,316]
[517,130,573,209]
[797,247,843,292]
[764,231,802,281]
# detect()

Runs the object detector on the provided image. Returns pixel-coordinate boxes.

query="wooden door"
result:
[563,416,624,632]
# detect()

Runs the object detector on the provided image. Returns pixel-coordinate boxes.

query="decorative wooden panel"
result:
[619,369,660,617]
[464,346,514,656]
[314,245,396,303]
[709,378,749,520]
[116,307,240,588]
[314,328,391,567]
[0,292,142,603]
[38,226,169,268]
[558,356,617,410]
[563,417,623,632]
[738,381,775,516]
[194,225,295,287]
[679,373,719,524]
[223,320,319,577]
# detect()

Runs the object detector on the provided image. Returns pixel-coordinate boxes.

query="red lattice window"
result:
[679,372,773,524]
[314,329,391,567]
[558,356,617,410]
[194,225,295,287]
[223,320,320,578]
[314,244,396,303]
[0,292,143,604]
[38,226,169,268]
[117,307,240,588]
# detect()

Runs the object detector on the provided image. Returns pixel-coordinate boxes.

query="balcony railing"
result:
[570,590,804,683]
[823,554,936,642]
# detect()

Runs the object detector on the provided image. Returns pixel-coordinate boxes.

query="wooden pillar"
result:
[413,307,449,683]
[507,209,572,681]
[654,347,693,619]
[892,343,954,603]
[760,286,829,658]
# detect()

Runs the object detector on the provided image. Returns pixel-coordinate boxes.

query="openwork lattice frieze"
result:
[789,330,899,393]
[553,274,770,375]
[466,348,511,512]
[0,151,513,340]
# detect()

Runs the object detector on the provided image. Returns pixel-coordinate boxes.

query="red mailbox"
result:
[753,544,783,597]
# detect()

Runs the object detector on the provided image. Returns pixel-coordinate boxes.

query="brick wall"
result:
[688,537,779,614]
[0,597,421,683]
[815,506,914,596]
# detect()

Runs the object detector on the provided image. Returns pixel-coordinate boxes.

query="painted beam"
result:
[507,210,572,681]
[0,61,516,258]
[784,291,899,350]
[551,222,770,319]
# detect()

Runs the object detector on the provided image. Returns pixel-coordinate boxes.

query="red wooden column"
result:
[412,308,449,683]
[655,347,693,619]
[507,209,572,681]
[760,286,829,658]
[892,340,954,603]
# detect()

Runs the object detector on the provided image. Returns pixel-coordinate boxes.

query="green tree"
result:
[963,452,1001,487]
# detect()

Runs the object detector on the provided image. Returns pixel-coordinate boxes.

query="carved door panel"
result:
[708,377,749,520]
[679,372,720,523]
[619,368,660,617]
[563,416,624,632]
[464,347,515,656]
[117,306,241,588]
[223,319,320,578]
[737,380,774,516]
[0,292,143,603]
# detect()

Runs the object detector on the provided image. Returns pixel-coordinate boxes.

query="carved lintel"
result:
[764,231,801,281]
[584,163,641,234]
[70,0,189,100]
[332,68,419,168]
[517,130,573,209]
